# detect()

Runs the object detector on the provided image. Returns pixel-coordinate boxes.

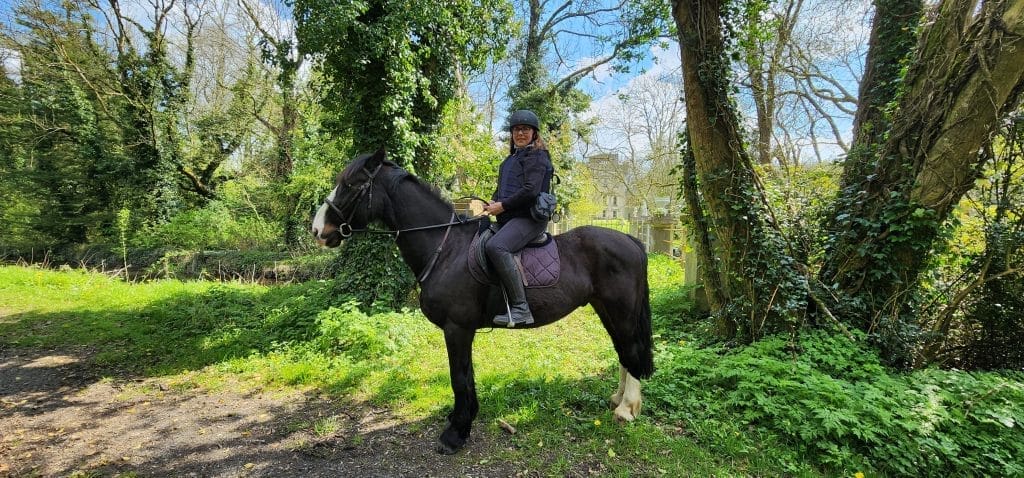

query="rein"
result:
[323,165,488,283]
[343,214,486,237]
[348,213,488,283]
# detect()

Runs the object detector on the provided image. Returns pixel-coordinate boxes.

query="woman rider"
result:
[482,109,554,327]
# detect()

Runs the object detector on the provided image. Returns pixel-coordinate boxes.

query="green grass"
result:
[0,262,805,476]
[6,258,1019,476]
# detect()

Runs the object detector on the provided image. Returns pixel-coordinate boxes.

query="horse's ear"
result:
[367,147,386,168]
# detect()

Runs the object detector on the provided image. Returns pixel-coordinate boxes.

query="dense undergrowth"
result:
[1,255,1022,476]
[643,259,1024,476]
[647,332,1024,476]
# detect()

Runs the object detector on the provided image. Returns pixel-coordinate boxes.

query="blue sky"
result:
[0,0,17,27]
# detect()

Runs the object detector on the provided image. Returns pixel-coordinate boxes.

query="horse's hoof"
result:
[436,442,459,455]
[614,408,635,422]
[437,427,465,455]
[613,399,642,423]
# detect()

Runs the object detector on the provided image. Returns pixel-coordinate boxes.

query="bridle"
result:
[322,162,385,239]
[321,162,487,282]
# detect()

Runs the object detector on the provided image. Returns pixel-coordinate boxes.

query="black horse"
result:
[311,149,653,454]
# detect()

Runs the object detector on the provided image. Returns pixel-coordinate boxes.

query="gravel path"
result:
[0,347,520,477]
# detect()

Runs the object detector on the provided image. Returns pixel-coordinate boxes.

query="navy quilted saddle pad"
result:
[467,228,560,288]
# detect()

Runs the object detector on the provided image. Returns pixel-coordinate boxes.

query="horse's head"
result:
[311,148,396,247]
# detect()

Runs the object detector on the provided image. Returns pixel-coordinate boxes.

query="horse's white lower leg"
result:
[610,365,626,406]
[611,365,642,422]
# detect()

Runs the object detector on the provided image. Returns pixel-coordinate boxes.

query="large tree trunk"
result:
[838,0,924,186]
[672,0,807,341]
[671,0,1024,361]
[680,133,729,335]
[820,0,1024,343]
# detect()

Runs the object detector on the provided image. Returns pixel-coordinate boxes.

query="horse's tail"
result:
[627,235,655,379]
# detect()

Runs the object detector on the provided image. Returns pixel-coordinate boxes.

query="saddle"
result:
[468,224,560,288]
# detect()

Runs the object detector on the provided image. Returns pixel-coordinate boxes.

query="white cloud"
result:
[647,42,681,77]
[1,48,21,83]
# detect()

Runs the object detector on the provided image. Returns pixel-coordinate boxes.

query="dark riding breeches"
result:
[484,217,548,262]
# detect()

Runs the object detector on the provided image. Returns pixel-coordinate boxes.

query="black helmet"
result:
[508,110,540,131]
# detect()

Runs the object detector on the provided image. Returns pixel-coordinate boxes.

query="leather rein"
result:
[322,163,486,283]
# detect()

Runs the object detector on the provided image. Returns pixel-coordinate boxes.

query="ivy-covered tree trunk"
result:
[294,0,508,175]
[679,134,729,335]
[819,0,1024,355]
[294,0,511,309]
[672,0,808,342]
[241,0,305,246]
[837,0,924,186]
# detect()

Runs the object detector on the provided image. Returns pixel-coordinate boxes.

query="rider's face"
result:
[512,125,534,148]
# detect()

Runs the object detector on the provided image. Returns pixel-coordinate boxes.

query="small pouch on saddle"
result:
[531,192,557,222]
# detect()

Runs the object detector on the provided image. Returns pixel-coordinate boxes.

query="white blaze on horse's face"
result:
[311,186,338,245]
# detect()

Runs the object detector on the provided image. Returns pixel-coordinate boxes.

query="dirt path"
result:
[0,347,520,477]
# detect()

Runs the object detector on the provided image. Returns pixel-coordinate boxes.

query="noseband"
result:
[323,162,386,238]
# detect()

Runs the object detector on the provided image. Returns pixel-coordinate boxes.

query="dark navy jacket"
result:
[491,145,553,224]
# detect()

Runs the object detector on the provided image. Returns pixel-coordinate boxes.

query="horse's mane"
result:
[345,153,456,211]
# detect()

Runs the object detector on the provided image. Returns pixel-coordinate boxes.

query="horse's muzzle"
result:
[316,230,343,248]
[312,223,344,248]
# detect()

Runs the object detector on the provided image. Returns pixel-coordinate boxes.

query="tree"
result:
[672,0,809,340]
[2,1,142,249]
[819,0,1024,358]
[291,0,513,178]
[0,0,292,255]
[93,0,200,210]
[290,0,514,310]
[672,0,1024,362]
[507,0,671,132]
[240,0,307,245]
[583,72,685,215]
[737,0,863,165]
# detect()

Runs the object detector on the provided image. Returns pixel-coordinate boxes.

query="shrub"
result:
[311,302,414,361]
[134,200,280,251]
[328,235,416,312]
[645,330,1024,476]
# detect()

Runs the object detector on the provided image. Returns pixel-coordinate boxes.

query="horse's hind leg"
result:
[610,364,642,422]
[592,299,651,423]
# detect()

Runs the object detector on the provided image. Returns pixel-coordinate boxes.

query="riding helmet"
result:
[508,110,540,131]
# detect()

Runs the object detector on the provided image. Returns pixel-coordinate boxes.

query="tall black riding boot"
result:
[492,251,534,327]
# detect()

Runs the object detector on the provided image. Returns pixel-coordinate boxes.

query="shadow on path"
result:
[0,346,521,477]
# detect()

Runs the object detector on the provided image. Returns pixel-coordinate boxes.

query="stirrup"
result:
[494,287,533,327]
[493,313,512,327]
[493,312,534,327]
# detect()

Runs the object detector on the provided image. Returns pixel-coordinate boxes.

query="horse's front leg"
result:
[437,323,478,454]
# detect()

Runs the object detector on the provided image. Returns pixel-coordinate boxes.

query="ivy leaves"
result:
[291,0,513,176]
